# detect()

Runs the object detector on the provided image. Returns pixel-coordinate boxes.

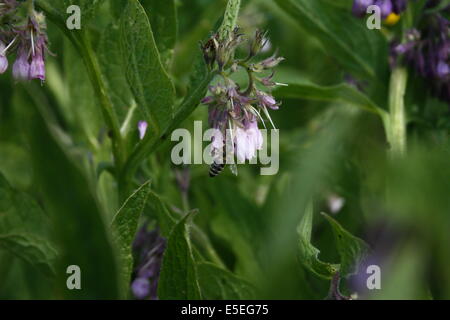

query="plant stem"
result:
[218,0,241,41]
[77,31,126,173]
[386,66,408,158]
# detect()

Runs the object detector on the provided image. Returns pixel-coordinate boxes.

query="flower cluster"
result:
[352,0,409,19]
[130,225,166,300]
[201,29,284,163]
[0,0,49,81]
[391,3,450,104]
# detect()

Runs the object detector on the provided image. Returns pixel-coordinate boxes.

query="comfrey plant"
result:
[0,0,49,81]
[200,28,284,167]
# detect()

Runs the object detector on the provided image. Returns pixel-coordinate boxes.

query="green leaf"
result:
[0,173,58,278]
[146,191,178,238]
[120,13,213,180]
[140,0,178,70]
[120,0,176,135]
[99,23,134,123]
[274,0,388,80]
[158,211,201,300]
[24,89,120,299]
[321,212,370,277]
[63,39,103,149]
[297,202,338,279]
[111,180,152,292]
[274,78,386,117]
[197,262,256,299]
[204,179,265,281]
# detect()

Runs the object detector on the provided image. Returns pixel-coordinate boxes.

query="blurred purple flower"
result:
[375,0,393,19]
[391,12,450,105]
[352,0,374,17]
[131,278,151,300]
[131,225,166,300]
[348,220,402,298]
[351,0,410,18]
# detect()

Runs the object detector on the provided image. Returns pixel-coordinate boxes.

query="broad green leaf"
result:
[297,202,339,279]
[158,211,201,300]
[0,173,58,278]
[274,0,388,80]
[120,0,176,135]
[321,212,370,277]
[63,39,103,149]
[24,89,120,299]
[140,0,178,70]
[197,262,256,300]
[274,79,386,117]
[111,180,152,291]
[262,107,361,296]
[195,179,266,279]
[99,23,134,123]
[145,191,225,269]
[110,0,127,19]
[146,191,178,238]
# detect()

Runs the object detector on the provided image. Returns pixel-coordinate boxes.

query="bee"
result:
[209,148,238,178]
[209,157,226,177]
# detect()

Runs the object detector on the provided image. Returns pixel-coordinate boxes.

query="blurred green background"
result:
[0,0,449,300]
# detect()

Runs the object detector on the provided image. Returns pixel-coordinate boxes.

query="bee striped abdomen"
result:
[209,160,226,177]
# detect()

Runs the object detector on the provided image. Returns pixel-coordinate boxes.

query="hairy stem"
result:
[386,66,408,158]
[218,0,241,41]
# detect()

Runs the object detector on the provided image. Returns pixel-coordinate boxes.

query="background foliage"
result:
[0,0,449,300]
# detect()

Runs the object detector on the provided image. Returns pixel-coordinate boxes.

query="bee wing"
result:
[229,163,238,176]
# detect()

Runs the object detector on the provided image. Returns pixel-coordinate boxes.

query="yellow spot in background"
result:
[384,13,400,26]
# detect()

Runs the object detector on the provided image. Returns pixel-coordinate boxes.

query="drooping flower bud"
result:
[257,90,279,110]
[29,46,45,81]
[249,29,268,58]
[12,49,30,81]
[234,118,264,162]
[251,55,285,72]
[260,72,276,87]
[201,35,218,69]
